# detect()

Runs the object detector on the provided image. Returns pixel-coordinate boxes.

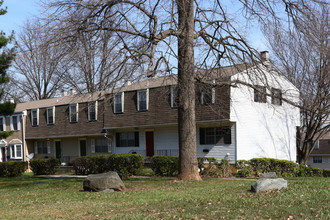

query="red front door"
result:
[146,131,154,157]
[1,148,6,162]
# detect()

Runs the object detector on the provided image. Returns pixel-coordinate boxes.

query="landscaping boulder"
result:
[83,171,126,192]
[251,178,287,193]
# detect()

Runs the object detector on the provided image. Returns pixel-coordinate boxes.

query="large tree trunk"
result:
[176,0,201,181]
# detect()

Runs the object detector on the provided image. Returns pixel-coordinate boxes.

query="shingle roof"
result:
[14,63,254,112]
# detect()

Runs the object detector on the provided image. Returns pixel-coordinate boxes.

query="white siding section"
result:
[154,126,179,156]
[230,65,300,161]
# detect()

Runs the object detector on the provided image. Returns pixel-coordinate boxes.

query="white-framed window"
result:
[137,89,149,111]
[10,144,22,159]
[47,107,55,125]
[69,104,78,123]
[271,88,282,105]
[34,141,51,154]
[201,86,215,105]
[170,86,179,108]
[10,115,21,131]
[199,127,231,145]
[0,116,6,131]
[313,156,322,164]
[88,101,98,121]
[114,92,124,113]
[254,85,267,103]
[90,138,112,153]
[31,109,39,126]
[116,132,139,147]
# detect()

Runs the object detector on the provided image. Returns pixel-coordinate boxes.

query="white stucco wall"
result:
[230,65,300,161]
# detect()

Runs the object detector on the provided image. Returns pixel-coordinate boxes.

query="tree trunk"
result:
[176,0,201,181]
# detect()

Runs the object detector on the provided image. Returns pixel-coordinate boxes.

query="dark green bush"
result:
[151,155,179,176]
[234,160,252,177]
[72,155,110,175]
[198,157,218,176]
[30,158,60,175]
[248,158,297,177]
[323,169,330,177]
[0,161,27,177]
[107,154,144,175]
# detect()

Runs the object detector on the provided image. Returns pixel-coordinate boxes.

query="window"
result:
[114,93,124,113]
[313,156,322,163]
[31,109,39,126]
[137,89,148,111]
[10,115,21,131]
[200,127,231,145]
[95,138,108,153]
[201,86,215,105]
[116,132,139,147]
[10,144,22,159]
[170,86,179,108]
[34,141,50,154]
[69,104,78,123]
[88,101,98,121]
[0,117,5,131]
[271,88,282,105]
[47,107,55,125]
[254,85,267,103]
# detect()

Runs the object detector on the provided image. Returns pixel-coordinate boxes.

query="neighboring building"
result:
[307,133,330,169]
[0,53,301,164]
[0,110,27,163]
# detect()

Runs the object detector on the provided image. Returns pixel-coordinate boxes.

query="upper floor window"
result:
[137,89,148,111]
[199,127,231,145]
[88,101,98,121]
[254,85,267,103]
[271,88,282,105]
[201,85,215,105]
[69,104,78,123]
[114,93,124,113]
[10,144,22,159]
[170,86,178,108]
[0,117,5,131]
[313,156,322,164]
[34,141,50,154]
[116,132,139,147]
[47,107,55,125]
[10,115,21,131]
[31,109,39,126]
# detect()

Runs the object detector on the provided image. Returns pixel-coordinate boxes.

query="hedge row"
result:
[72,154,144,175]
[30,158,60,175]
[0,161,27,177]
[234,158,329,177]
[151,156,230,177]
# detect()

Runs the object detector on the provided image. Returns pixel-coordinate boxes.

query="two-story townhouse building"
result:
[2,54,300,164]
[0,108,27,163]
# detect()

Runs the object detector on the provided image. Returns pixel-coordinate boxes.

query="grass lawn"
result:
[0,174,329,219]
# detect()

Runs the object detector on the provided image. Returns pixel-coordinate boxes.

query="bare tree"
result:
[11,20,69,101]
[41,0,267,181]
[257,2,329,164]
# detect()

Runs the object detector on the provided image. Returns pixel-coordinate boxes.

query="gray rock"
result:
[262,172,277,178]
[83,171,126,192]
[251,178,287,193]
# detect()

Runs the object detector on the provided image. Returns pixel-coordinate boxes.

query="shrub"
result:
[151,155,179,176]
[234,160,253,177]
[72,155,109,175]
[30,158,59,175]
[0,161,27,177]
[218,159,231,177]
[107,154,144,175]
[323,169,330,177]
[198,157,218,176]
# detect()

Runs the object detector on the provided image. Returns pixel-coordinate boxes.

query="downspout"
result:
[22,111,27,162]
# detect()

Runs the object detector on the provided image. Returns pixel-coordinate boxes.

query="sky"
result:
[0,0,41,35]
[0,0,267,52]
